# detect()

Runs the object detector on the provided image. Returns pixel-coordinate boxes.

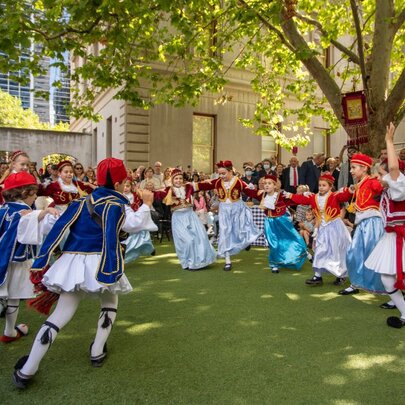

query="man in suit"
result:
[282,157,300,193]
[298,153,325,192]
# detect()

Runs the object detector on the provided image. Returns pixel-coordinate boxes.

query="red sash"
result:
[386,225,405,290]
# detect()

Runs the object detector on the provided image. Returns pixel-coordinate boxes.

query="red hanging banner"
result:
[342,91,368,146]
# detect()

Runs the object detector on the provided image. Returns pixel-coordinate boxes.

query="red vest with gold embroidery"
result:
[197,178,248,202]
[353,176,383,212]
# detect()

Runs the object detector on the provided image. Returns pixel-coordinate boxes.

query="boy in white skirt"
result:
[13,158,155,388]
[0,172,58,343]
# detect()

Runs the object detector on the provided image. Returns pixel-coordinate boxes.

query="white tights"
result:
[381,275,405,319]
[4,299,20,337]
[20,291,118,376]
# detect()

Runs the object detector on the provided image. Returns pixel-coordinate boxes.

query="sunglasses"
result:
[75,166,83,170]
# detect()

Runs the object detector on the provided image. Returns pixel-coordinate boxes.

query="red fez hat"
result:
[57,160,73,171]
[97,158,127,186]
[319,172,335,185]
[171,168,183,180]
[10,150,28,162]
[351,153,373,168]
[217,160,233,169]
[3,172,37,191]
[264,174,278,182]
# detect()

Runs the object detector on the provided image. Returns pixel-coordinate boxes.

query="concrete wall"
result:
[0,127,92,166]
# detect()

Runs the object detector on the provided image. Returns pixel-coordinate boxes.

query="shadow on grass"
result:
[1,244,404,404]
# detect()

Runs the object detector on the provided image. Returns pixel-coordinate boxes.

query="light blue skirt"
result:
[172,208,217,270]
[264,214,307,270]
[346,216,385,293]
[124,231,155,264]
[218,200,261,257]
[313,219,351,277]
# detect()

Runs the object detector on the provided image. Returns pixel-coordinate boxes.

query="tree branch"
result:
[279,16,344,125]
[26,17,102,41]
[294,12,360,65]
[394,103,405,126]
[393,7,405,33]
[385,65,405,122]
[237,0,296,53]
[349,0,368,92]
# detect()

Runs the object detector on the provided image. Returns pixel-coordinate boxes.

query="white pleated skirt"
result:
[365,232,405,276]
[42,253,133,295]
[0,260,35,299]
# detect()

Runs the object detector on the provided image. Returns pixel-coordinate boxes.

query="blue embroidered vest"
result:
[0,202,35,286]
[32,188,129,285]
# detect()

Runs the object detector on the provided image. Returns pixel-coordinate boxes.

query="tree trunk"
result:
[362,110,387,157]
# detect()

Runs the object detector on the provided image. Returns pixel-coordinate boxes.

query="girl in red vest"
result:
[339,153,385,295]
[284,172,352,285]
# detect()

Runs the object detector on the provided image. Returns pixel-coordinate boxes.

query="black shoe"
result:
[387,316,405,328]
[380,302,397,309]
[333,277,346,286]
[90,342,108,367]
[338,287,359,295]
[150,249,156,256]
[305,276,323,285]
[12,356,30,389]
[271,268,279,274]
[245,245,251,252]
[223,263,232,271]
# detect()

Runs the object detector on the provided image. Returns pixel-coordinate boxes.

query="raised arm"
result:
[385,122,399,181]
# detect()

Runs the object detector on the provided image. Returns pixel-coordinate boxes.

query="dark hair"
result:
[102,169,115,189]
[2,184,38,202]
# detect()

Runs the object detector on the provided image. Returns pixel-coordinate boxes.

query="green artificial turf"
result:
[1,242,405,404]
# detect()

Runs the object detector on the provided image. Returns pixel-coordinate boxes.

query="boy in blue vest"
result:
[13,158,155,389]
[0,172,58,343]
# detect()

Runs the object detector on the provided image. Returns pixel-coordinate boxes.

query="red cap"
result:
[3,172,37,191]
[57,160,73,171]
[171,168,183,180]
[217,160,233,169]
[97,158,127,186]
[351,153,373,168]
[319,172,335,185]
[10,150,28,162]
[264,174,278,182]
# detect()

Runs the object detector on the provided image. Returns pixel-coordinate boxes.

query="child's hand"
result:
[140,190,154,207]
[19,209,32,216]
[46,207,60,217]
[385,122,395,143]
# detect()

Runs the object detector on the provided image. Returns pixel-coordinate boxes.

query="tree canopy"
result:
[0,89,69,131]
[1,0,404,153]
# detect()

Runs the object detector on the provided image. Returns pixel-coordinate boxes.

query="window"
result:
[106,117,112,158]
[261,122,281,161]
[192,114,215,173]
[312,127,330,156]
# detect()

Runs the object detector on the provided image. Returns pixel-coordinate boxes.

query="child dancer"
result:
[122,178,157,263]
[0,151,32,206]
[284,173,352,285]
[365,123,405,327]
[155,169,216,270]
[194,160,261,271]
[339,153,385,295]
[13,158,156,389]
[42,160,95,214]
[0,172,58,343]
[248,175,307,273]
